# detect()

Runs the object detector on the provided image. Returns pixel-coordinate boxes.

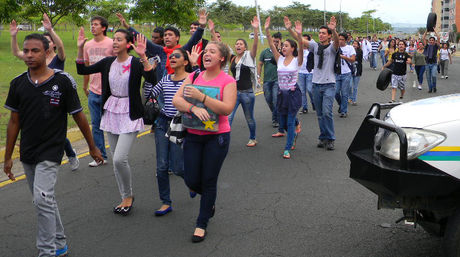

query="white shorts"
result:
[391,74,406,90]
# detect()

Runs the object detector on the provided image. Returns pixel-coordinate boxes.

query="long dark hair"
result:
[174,48,192,72]
[285,39,298,57]
[388,39,397,50]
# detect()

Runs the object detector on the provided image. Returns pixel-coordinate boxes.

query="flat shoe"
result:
[155,206,172,216]
[192,230,207,243]
[272,132,285,137]
[283,150,291,159]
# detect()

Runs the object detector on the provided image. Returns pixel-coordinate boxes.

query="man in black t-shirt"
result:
[3,33,102,257]
[383,41,412,102]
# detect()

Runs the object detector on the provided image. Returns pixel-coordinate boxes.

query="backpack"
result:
[335,47,355,75]
[306,52,314,72]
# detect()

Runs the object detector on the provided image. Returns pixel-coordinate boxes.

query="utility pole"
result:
[324,0,326,25]
[339,0,342,32]
[255,0,264,44]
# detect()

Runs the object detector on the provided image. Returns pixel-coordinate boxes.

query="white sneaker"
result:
[417,85,422,90]
[89,159,107,167]
[412,81,416,88]
[441,75,445,79]
[445,76,448,79]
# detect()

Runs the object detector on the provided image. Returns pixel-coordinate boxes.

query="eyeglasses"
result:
[169,53,182,59]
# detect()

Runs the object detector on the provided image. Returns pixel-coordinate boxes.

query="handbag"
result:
[165,112,186,144]
[143,91,160,125]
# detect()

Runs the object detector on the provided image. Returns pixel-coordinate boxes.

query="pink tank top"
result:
[187,71,236,135]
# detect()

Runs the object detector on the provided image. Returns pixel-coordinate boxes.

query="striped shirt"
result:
[371,41,380,53]
[145,74,184,117]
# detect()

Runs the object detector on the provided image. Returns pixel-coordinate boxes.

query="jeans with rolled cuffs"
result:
[183,132,230,229]
[335,72,352,114]
[298,73,314,111]
[154,114,184,206]
[262,80,279,123]
[312,83,336,141]
[426,63,437,90]
[229,89,256,140]
[88,91,107,159]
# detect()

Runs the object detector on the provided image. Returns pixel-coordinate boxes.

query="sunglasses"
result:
[169,53,183,59]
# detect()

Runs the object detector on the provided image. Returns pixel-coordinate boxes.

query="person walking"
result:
[385,39,397,70]
[349,40,363,105]
[258,32,283,127]
[228,16,260,147]
[439,43,452,79]
[383,41,412,102]
[4,33,103,257]
[335,33,356,118]
[370,35,380,70]
[265,16,304,159]
[412,42,426,90]
[173,41,236,243]
[76,29,155,215]
[378,37,388,66]
[423,29,441,93]
[83,15,114,167]
[9,14,80,171]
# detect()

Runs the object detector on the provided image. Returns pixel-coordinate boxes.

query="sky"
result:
[208,0,432,25]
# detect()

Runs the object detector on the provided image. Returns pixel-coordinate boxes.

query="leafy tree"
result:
[0,0,21,24]
[19,0,94,26]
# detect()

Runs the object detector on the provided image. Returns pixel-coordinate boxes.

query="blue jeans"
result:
[279,112,297,150]
[312,83,336,141]
[229,89,256,140]
[298,73,314,111]
[415,65,426,85]
[370,52,378,68]
[154,114,184,205]
[88,91,107,159]
[426,63,437,90]
[379,49,386,66]
[263,81,279,122]
[63,138,75,157]
[350,76,361,103]
[335,72,352,114]
[183,132,230,229]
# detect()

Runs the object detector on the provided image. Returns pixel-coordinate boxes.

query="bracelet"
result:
[189,105,195,113]
[139,58,148,63]
[202,94,207,103]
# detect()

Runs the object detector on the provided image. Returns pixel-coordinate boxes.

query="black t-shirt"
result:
[391,51,411,75]
[230,55,252,91]
[5,69,82,164]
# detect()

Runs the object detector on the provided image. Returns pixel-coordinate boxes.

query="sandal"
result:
[295,121,302,134]
[272,132,285,137]
[291,133,298,150]
[283,150,291,159]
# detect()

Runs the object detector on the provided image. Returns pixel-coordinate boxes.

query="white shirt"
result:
[340,45,356,74]
[440,49,450,61]
[277,56,300,91]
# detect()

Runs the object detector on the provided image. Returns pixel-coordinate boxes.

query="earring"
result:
[127,44,131,49]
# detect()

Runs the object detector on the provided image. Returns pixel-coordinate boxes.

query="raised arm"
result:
[42,13,65,61]
[329,16,339,50]
[264,17,280,62]
[423,30,428,46]
[250,16,259,59]
[10,20,24,60]
[76,27,105,75]
[208,19,218,42]
[434,29,441,46]
[284,16,299,41]
[183,8,207,51]
[294,20,304,66]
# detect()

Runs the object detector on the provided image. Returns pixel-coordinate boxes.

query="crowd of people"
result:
[2,9,456,257]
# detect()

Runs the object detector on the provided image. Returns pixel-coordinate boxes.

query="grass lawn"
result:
[0,25,300,147]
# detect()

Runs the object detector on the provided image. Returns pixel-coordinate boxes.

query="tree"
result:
[129,0,205,29]
[89,0,128,26]
[0,0,21,24]
[19,0,94,26]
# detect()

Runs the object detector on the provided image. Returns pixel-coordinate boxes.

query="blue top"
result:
[146,74,183,118]
[48,55,65,70]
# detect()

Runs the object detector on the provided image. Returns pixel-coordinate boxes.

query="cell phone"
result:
[149,55,161,65]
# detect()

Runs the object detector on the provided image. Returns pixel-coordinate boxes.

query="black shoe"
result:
[317,140,326,148]
[433,87,437,93]
[428,89,432,93]
[210,205,215,218]
[339,113,347,118]
[302,109,308,114]
[119,197,135,216]
[326,140,335,151]
[192,230,207,243]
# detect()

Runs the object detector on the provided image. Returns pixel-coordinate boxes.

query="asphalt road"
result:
[2,59,460,257]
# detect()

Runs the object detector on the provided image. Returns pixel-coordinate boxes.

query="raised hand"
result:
[328,16,337,31]
[10,20,18,36]
[283,16,292,29]
[264,17,271,31]
[208,19,215,31]
[42,13,52,31]
[251,16,259,29]
[198,8,208,28]
[77,27,87,48]
[187,45,203,67]
[116,13,129,29]
[132,33,147,57]
[295,20,302,35]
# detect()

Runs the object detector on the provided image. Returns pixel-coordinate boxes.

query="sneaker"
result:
[68,155,79,171]
[340,113,347,118]
[412,81,416,88]
[441,75,445,79]
[56,245,68,257]
[302,109,308,114]
[272,121,279,128]
[445,76,448,79]
[317,140,326,148]
[246,139,257,147]
[417,85,422,90]
[326,140,335,151]
[352,102,357,106]
[89,159,107,167]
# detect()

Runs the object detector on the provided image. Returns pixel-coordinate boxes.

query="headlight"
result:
[377,128,446,160]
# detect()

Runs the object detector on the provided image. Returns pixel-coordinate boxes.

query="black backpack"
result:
[335,47,355,75]
[306,52,314,72]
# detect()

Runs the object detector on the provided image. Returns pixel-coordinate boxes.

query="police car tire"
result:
[427,13,437,32]
[376,68,392,91]
[443,208,460,257]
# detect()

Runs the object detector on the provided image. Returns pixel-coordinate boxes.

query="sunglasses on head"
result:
[169,53,182,59]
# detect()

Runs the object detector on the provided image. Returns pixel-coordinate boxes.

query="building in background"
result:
[432,0,460,42]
